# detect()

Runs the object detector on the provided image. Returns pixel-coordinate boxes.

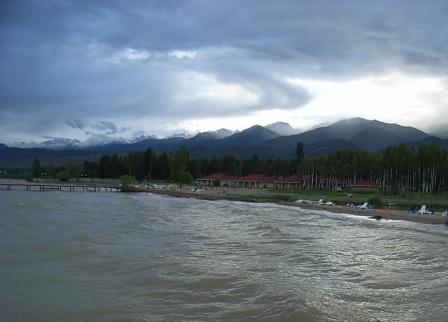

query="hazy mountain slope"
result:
[218,138,356,158]
[259,126,333,150]
[366,120,428,141]
[348,127,404,150]
[221,125,279,146]
[347,120,429,150]
[184,132,219,145]
[410,136,448,149]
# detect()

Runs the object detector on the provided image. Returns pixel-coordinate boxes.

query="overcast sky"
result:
[1,0,447,144]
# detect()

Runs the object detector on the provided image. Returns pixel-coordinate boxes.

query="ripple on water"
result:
[1,191,448,322]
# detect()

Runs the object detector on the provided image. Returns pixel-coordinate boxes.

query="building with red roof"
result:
[274,175,301,189]
[237,174,276,188]
[198,173,302,189]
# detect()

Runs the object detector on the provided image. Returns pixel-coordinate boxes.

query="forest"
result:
[29,143,448,193]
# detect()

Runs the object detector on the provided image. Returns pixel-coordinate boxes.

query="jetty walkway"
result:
[0,183,121,192]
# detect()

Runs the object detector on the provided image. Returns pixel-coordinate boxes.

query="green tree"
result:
[296,142,305,160]
[47,164,57,178]
[57,171,71,182]
[64,161,82,178]
[98,155,111,178]
[156,153,170,179]
[296,141,305,177]
[128,151,145,182]
[177,170,193,187]
[143,148,156,180]
[32,158,41,177]
[169,146,193,186]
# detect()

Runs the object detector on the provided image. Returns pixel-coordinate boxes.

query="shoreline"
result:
[145,188,448,225]
[2,178,447,225]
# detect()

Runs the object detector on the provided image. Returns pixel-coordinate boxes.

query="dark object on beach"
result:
[371,215,383,220]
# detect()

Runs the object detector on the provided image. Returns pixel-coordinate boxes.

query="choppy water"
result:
[1,191,448,322]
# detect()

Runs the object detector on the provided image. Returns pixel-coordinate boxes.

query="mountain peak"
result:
[244,124,265,131]
[265,122,300,136]
[205,128,237,139]
[325,117,372,140]
[223,124,279,146]
[331,117,370,127]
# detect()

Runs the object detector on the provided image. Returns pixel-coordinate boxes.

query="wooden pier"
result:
[0,183,122,192]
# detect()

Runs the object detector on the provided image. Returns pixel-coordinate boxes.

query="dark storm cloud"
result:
[0,0,447,142]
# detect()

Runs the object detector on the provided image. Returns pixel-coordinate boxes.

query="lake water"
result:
[1,191,447,321]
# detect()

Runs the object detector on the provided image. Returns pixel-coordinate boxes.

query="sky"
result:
[1,0,448,145]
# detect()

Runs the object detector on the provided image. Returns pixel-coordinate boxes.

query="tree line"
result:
[30,146,299,184]
[30,143,448,193]
[298,144,448,193]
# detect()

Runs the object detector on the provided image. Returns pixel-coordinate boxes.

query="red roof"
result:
[349,180,380,187]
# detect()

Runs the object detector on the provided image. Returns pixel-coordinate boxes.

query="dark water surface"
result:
[1,191,447,321]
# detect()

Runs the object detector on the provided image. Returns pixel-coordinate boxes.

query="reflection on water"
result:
[1,191,447,321]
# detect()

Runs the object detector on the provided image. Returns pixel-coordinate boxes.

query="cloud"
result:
[89,121,127,135]
[66,119,89,129]
[67,119,128,136]
[0,0,447,143]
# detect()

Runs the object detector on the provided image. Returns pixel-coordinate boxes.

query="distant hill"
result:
[1,117,447,166]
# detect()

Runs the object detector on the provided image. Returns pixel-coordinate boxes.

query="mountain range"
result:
[1,118,448,167]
